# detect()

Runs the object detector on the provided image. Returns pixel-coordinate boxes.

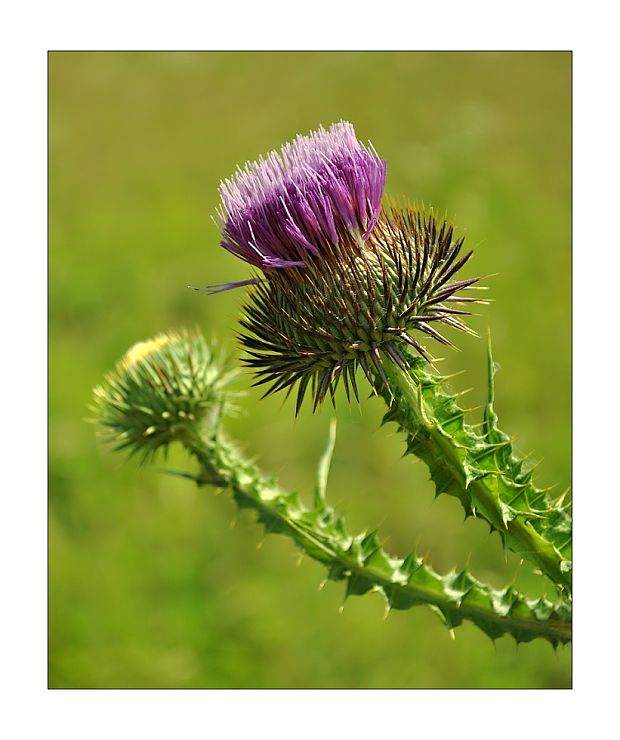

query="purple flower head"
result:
[217,121,387,271]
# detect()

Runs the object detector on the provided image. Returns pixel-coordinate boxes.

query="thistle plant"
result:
[93,121,571,651]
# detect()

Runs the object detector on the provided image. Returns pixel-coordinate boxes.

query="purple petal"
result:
[216,121,387,272]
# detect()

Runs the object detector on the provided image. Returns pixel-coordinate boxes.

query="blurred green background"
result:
[49,51,571,688]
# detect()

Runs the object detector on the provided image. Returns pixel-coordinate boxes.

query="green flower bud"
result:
[92,330,235,462]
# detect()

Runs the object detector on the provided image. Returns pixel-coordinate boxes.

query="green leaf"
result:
[314,418,337,507]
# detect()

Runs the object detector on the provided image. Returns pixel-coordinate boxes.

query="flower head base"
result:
[217,121,386,270]
[240,204,485,412]
[92,330,236,461]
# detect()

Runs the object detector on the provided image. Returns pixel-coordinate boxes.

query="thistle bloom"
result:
[217,120,387,271]
[212,122,484,412]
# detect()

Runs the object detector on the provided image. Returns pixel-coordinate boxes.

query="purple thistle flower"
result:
[216,121,387,272]
[206,122,484,412]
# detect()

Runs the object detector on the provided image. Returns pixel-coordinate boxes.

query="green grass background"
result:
[49,51,571,688]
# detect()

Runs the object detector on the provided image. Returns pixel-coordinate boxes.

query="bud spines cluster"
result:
[92,330,235,462]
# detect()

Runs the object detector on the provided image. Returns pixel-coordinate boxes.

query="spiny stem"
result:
[182,430,571,646]
[378,348,571,595]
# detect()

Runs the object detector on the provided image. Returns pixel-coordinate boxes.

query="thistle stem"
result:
[182,430,571,646]
[378,352,572,595]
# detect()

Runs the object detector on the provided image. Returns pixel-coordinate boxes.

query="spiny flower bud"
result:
[92,330,235,461]
[211,122,484,412]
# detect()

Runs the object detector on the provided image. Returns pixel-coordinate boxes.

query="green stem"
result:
[182,430,571,646]
[378,349,571,595]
